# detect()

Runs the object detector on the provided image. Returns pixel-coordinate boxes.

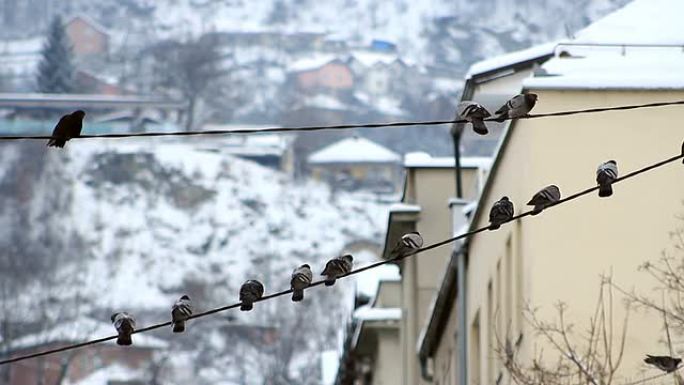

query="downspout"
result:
[458,248,468,385]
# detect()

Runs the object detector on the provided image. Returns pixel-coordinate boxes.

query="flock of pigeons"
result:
[43,95,681,373]
[109,232,423,346]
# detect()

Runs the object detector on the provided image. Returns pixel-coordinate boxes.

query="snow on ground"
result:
[15,137,390,312]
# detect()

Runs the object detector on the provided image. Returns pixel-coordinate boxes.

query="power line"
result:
[1,150,681,366]
[0,99,683,141]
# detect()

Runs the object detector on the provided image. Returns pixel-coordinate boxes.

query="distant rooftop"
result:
[403,152,491,169]
[308,136,401,164]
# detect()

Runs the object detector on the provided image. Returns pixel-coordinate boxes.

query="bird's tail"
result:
[489,223,501,231]
[324,277,336,286]
[530,206,543,216]
[292,289,304,302]
[173,321,185,333]
[472,120,488,135]
[47,139,65,148]
[598,183,613,198]
[240,302,253,311]
[117,334,132,346]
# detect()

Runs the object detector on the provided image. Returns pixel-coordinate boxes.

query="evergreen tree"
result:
[36,16,75,93]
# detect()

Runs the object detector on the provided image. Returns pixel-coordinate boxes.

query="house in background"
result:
[4,318,167,385]
[307,136,402,193]
[64,14,110,58]
[289,55,354,94]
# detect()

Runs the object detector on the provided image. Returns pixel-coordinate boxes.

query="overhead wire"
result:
[0,99,683,141]
[1,149,681,366]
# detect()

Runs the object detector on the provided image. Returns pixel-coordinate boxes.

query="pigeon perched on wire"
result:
[489,196,514,230]
[527,185,561,215]
[457,101,491,135]
[239,280,264,311]
[596,160,618,198]
[291,264,313,302]
[47,110,86,148]
[644,355,682,373]
[322,254,354,286]
[390,232,424,258]
[495,94,538,122]
[111,312,136,346]
[171,295,192,333]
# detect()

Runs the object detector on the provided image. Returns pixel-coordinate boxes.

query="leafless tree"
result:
[496,278,629,385]
[149,34,230,130]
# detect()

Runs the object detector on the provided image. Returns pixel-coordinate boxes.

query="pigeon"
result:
[489,196,514,230]
[527,185,561,215]
[457,101,491,135]
[111,312,136,346]
[291,264,313,302]
[495,94,538,122]
[644,355,682,373]
[239,280,264,311]
[47,110,86,148]
[321,254,354,286]
[171,295,192,333]
[390,232,424,258]
[596,160,618,198]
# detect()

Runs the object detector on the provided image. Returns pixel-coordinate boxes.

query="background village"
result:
[0,1,683,385]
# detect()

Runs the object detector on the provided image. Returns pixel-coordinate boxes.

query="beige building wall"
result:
[372,328,402,385]
[400,166,482,385]
[464,89,684,385]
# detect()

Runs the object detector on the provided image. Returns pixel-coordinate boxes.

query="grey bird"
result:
[596,160,618,198]
[390,232,424,258]
[489,196,514,230]
[239,280,264,311]
[321,254,354,286]
[495,94,538,122]
[291,264,313,302]
[644,355,682,373]
[171,295,192,333]
[110,312,136,346]
[458,101,491,135]
[47,110,85,148]
[527,185,561,215]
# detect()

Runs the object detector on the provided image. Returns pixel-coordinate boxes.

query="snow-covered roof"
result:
[289,54,338,72]
[404,152,492,169]
[0,37,43,55]
[65,13,111,37]
[302,94,349,111]
[308,136,401,164]
[573,0,684,46]
[10,317,168,351]
[353,306,401,321]
[73,364,145,385]
[351,51,401,67]
[466,42,557,79]
[389,202,421,213]
[355,263,401,298]
[524,0,684,91]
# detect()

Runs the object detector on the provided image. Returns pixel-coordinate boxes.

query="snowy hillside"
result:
[0,138,390,384]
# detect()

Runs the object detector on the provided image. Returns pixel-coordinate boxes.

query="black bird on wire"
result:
[596,160,618,197]
[322,255,354,286]
[489,196,514,230]
[47,110,85,148]
[291,264,313,302]
[111,312,136,346]
[495,94,538,122]
[457,101,491,135]
[644,354,682,373]
[239,280,264,311]
[171,295,193,333]
[527,185,561,215]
